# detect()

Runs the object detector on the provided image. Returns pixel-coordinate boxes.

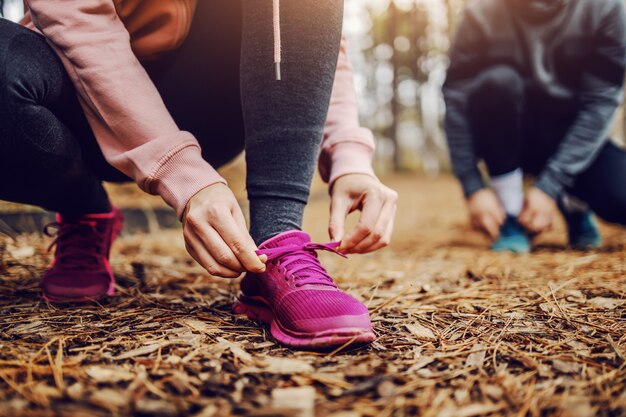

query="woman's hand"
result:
[518,187,557,235]
[182,183,266,278]
[466,188,505,239]
[329,174,398,254]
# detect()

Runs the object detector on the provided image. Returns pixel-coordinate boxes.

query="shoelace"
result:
[256,242,346,287]
[273,0,282,81]
[44,221,104,269]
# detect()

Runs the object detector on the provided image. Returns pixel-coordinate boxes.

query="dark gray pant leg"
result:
[241,0,344,244]
[468,65,525,176]
[569,142,626,225]
[0,19,111,215]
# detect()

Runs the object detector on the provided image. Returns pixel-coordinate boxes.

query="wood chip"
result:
[271,386,316,417]
[465,344,487,368]
[85,366,135,383]
[114,343,161,360]
[88,389,129,413]
[552,359,582,374]
[405,322,437,341]
[588,297,625,310]
[180,318,223,335]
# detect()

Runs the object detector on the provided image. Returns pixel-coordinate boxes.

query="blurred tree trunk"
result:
[389,1,401,170]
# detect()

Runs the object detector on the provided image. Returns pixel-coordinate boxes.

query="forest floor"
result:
[0,174,625,417]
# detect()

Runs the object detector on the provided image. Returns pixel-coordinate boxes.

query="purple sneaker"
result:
[41,208,123,302]
[233,231,374,349]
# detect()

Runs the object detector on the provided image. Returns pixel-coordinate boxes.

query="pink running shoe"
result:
[41,208,123,302]
[233,231,375,349]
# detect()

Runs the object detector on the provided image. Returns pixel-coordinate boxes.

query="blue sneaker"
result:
[491,215,531,253]
[564,210,602,249]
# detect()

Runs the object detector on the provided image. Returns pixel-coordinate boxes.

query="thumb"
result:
[329,195,351,242]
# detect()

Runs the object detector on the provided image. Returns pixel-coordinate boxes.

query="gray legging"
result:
[0,0,343,244]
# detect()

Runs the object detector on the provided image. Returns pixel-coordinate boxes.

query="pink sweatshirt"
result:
[22,0,376,218]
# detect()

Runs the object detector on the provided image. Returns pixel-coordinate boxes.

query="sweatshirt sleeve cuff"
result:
[458,169,486,197]
[534,171,564,201]
[323,141,377,187]
[146,144,227,219]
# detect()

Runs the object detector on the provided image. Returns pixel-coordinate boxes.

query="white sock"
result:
[490,168,524,217]
[561,193,589,214]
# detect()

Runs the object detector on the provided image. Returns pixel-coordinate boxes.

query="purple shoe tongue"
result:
[259,230,312,249]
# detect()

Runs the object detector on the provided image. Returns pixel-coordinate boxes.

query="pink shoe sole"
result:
[41,277,116,303]
[233,295,375,349]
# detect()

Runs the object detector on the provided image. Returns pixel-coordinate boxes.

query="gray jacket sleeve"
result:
[535,0,626,199]
[442,7,488,197]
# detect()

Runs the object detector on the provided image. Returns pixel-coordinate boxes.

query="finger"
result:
[354,204,396,254]
[530,213,547,233]
[329,195,351,242]
[533,214,552,233]
[194,222,247,272]
[495,205,506,225]
[184,212,246,271]
[348,201,395,254]
[518,208,531,228]
[231,206,267,266]
[481,215,500,239]
[184,232,241,278]
[529,213,548,234]
[470,215,482,231]
[339,193,383,252]
[210,213,266,273]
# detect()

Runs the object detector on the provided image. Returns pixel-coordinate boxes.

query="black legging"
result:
[0,0,343,243]
[468,65,626,225]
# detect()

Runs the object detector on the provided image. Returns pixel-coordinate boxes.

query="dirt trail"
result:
[1,175,625,417]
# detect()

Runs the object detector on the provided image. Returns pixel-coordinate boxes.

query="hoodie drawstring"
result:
[273,0,282,81]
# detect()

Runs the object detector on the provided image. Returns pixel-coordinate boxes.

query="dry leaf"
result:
[217,338,254,365]
[564,290,586,303]
[89,389,129,412]
[114,343,161,360]
[407,356,435,373]
[376,380,396,397]
[588,297,624,310]
[480,384,504,401]
[442,402,506,417]
[135,398,179,417]
[264,357,314,374]
[552,359,582,374]
[405,322,437,341]
[65,383,84,402]
[85,366,135,383]
[465,344,487,368]
[8,320,47,335]
[180,318,223,335]
[271,386,316,417]
[242,356,314,375]
[7,245,35,259]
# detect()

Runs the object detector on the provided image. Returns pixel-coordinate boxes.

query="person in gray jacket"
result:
[443,0,626,252]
